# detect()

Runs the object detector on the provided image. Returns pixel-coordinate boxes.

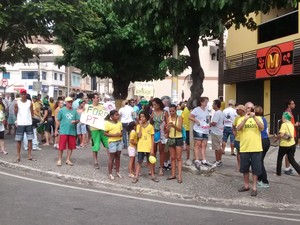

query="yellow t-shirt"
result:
[137,123,154,153]
[220,101,225,111]
[238,116,263,153]
[33,101,41,118]
[169,117,182,138]
[279,122,295,147]
[233,115,243,141]
[129,130,137,148]
[182,107,190,131]
[104,120,122,143]
[49,102,55,116]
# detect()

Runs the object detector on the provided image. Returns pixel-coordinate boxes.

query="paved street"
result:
[0,134,300,212]
[1,168,300,225]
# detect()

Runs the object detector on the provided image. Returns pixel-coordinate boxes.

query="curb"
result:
[1,159,300,211]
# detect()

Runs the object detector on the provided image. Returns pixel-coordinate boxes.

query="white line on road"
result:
[0,171,299,223]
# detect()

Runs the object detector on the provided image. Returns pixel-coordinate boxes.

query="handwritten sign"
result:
[80,105,109,130]
[134,82,154,97]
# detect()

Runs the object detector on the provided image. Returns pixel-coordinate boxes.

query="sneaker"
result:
[284,170,293,176]
[201,160,213,167]
[33,146,42,151]
[257,181,269,188]
[215,161,223,167]
[194,160,201,171]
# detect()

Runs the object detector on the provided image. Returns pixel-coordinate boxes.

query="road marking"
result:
[0,171,299,222]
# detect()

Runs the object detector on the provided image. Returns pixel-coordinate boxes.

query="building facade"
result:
[224,5,299,133]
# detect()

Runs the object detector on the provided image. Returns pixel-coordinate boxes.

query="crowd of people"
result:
[0,89,299,197]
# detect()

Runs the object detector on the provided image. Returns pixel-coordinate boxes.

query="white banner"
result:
[80,105,109,130]
[134,82,154,97]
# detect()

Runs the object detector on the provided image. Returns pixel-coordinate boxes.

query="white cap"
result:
[228,99,235,105]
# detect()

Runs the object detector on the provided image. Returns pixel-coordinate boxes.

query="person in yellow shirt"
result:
[104,110,123,180]
[127,121,137,178]
[181,103,191,164]
[166,104,183,183]
[236,102,264,197]
[276,112,300,176]
[232,105,246,170]
[132,111,158,183]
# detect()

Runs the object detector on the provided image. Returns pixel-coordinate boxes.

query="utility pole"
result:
[171,44,178,102]
[218,33,224,98]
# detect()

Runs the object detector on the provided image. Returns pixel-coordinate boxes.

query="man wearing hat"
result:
[55,96,80,166]
[14,89,35,162]
[236,102,264,197]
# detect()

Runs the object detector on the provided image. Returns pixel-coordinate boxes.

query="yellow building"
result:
[224,5,300,133]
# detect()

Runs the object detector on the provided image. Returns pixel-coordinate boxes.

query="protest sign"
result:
[80,105,109,130]
[134,82,154,97]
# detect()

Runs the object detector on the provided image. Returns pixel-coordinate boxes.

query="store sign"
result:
[256,41,293,78]
[80,105,109,130]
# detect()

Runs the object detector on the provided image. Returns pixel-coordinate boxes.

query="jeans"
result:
[122,123,129,149]
[276,145,300,175]
[23,128,39,150]
[258,138,270,183]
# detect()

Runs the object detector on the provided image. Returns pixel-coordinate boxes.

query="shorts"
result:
[44,119,54,133]
[108,140,123,153]
[0,131,4,139]
[193,130,208,140]
[58,135,76,150]
[185,130,190,145]
[8,114,16,125]
[128,146,136,157]
[168,137,184,147]
[77,123,87,135]
[91,130,108,152]
[154,130,161,143]
[137,152,150,164]
[234,140,240,153]
[222,126,235,144]
[240,152,262,176]
[15,125,34,141]
[211,133,222,150]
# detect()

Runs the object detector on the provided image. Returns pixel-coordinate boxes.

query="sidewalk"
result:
[1,134,300,210]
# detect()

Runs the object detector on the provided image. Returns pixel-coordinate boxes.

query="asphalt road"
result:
[0,168,299,225]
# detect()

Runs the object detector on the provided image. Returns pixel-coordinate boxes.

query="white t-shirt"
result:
[191,107,210,134]
[210,110,224,135]
[119,105,134,123]
[223,107,237,127]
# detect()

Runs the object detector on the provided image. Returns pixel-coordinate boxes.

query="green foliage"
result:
[159,55,190,75]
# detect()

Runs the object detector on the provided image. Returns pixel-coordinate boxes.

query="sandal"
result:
[251,190,258,197]
[65,160,74,166]
[56,160,62,166]
[166,176,176,180]
[116,173,123,178]
[177,179,183,184]
[151,176,159,182]
[109,174,115,180]
[28,158,37,161]
[94,163,100,169]
[132,178,138,183]
[238,186,250,192]
[1,150,8,155]
[128,173,135,178]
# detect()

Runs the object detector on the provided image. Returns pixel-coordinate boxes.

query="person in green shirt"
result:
[55,97,80,166]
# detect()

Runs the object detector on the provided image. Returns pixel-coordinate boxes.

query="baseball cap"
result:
[236,105,246,112]
[20,89,27,95]
[32,95,37,99]
[140,99,148,106]
[65,96,73,102]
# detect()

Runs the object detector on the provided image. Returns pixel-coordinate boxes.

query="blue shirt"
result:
[261,117,269,139]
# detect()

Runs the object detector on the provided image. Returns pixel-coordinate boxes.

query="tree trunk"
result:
[186,36,205,110]
[112,77,130,109]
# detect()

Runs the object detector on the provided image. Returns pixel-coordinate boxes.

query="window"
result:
[54,73,57,80]
[22,71,38,79]
[3,72,10,79]
[42,71,46,80]
[258,10,298,43]
[59,74,63,81]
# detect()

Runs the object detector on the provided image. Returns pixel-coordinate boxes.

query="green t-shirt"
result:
[57,107,80,136]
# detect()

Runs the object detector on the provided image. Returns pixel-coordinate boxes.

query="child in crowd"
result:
[104,110,123,180]
[127,121,137,178]
[132,111,159,183]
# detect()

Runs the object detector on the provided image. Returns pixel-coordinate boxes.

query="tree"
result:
[129,0,298,108]
[55,0,170,102]
[0,0,91,64]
